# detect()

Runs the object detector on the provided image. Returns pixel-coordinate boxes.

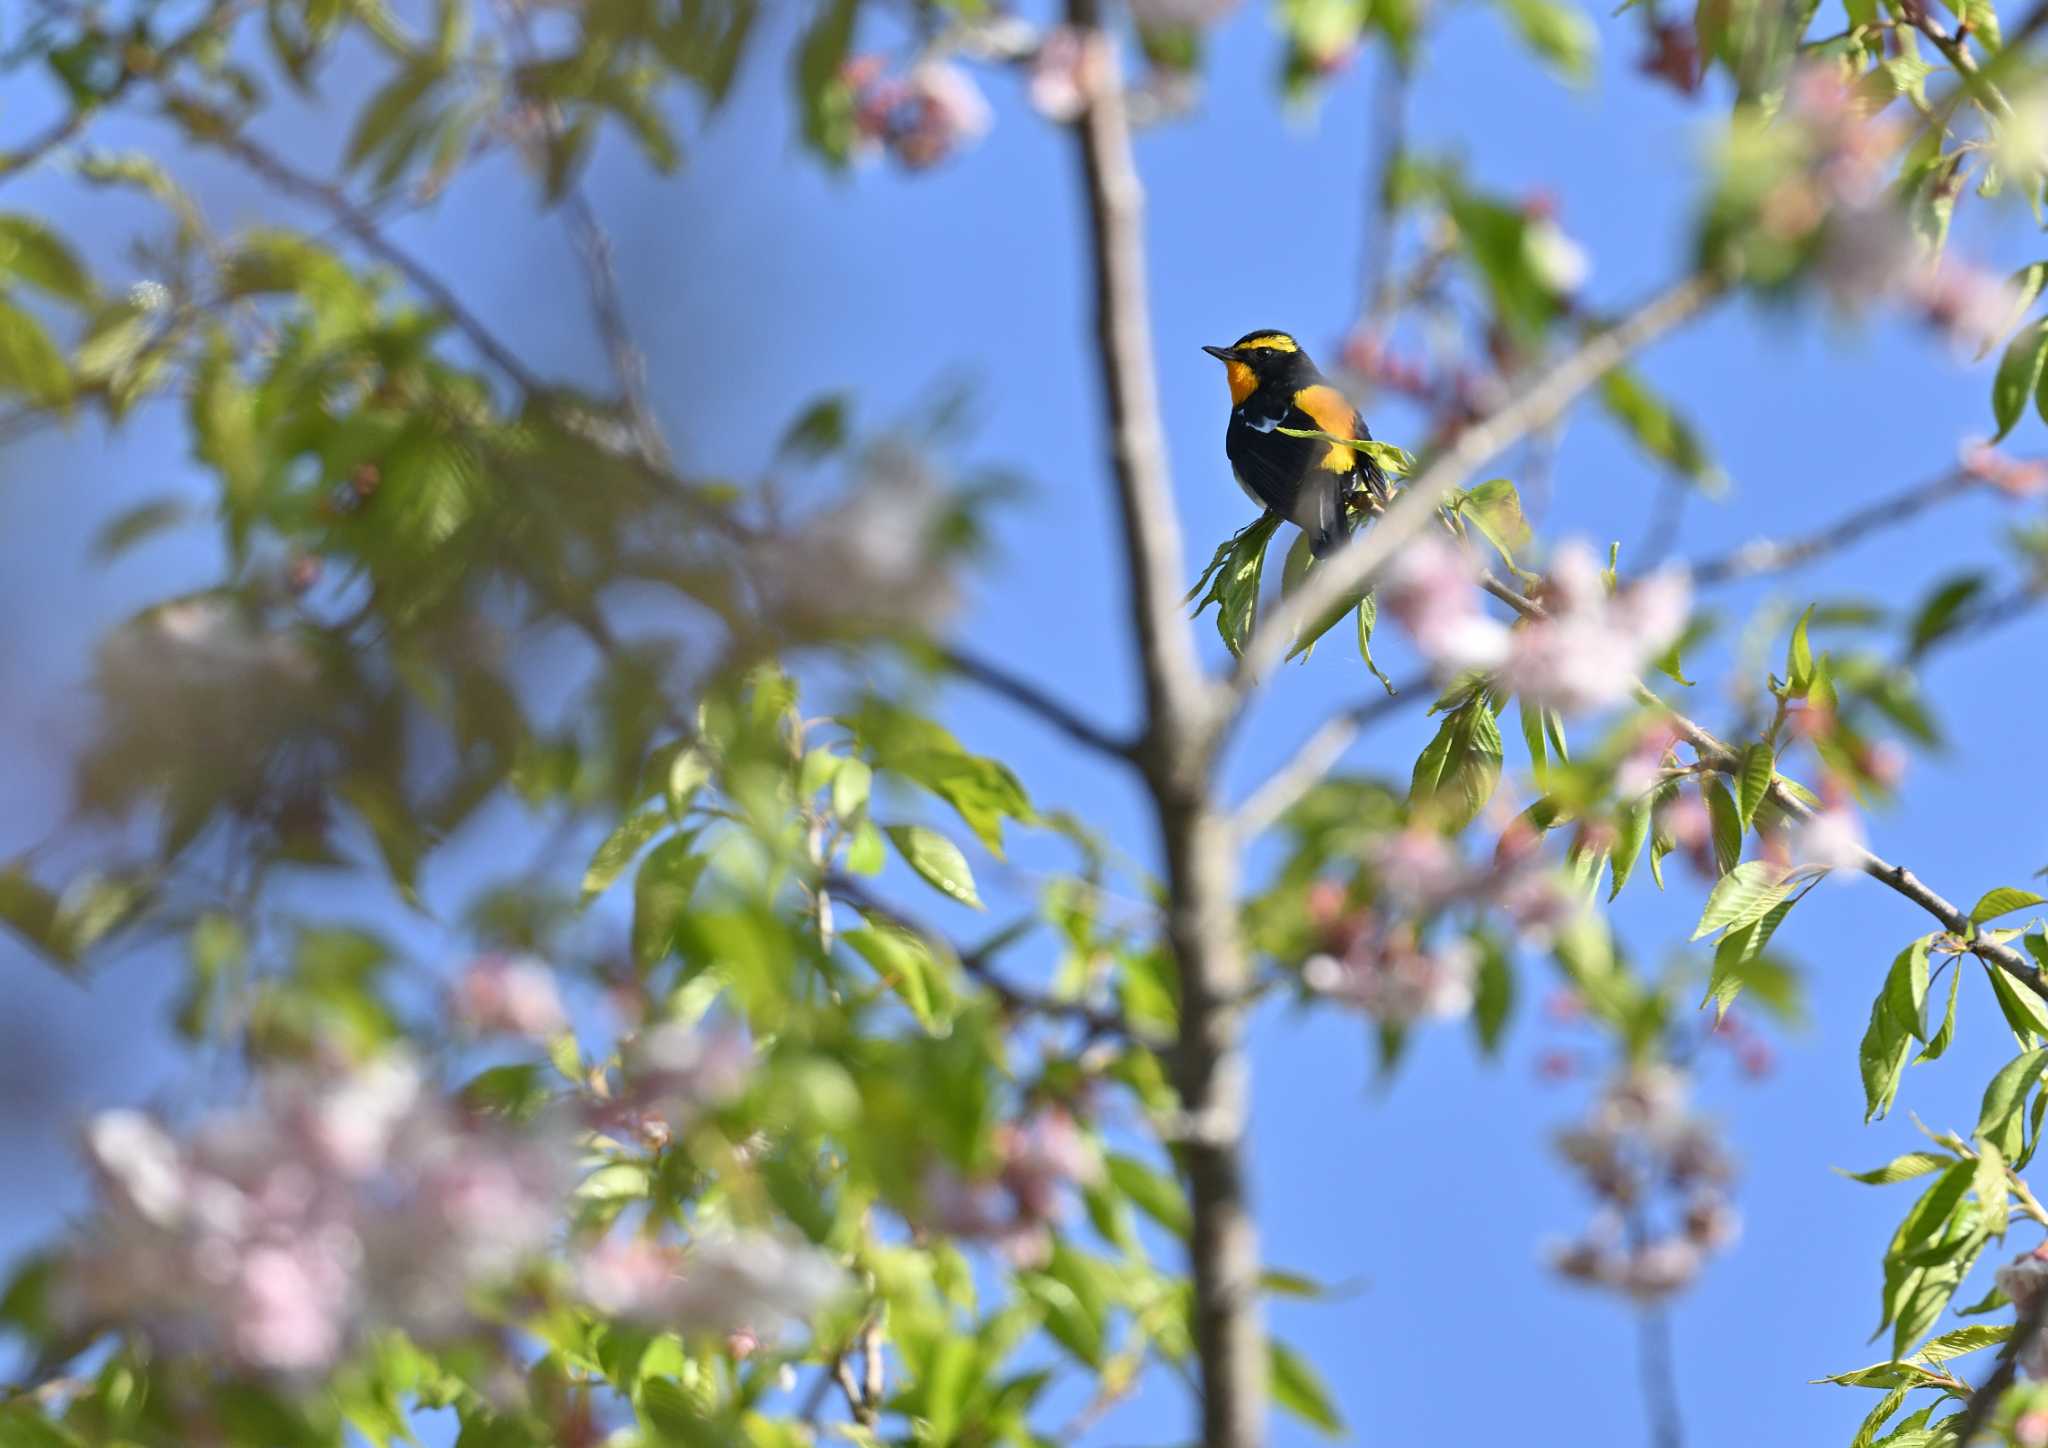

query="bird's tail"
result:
[1308,476,1354,560]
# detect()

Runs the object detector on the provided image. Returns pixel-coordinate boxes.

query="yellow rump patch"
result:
[1293,383,1362,473]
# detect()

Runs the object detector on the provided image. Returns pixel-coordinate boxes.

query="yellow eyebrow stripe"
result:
[1238,333,1298,352]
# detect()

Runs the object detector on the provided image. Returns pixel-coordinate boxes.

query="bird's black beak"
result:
[1202,344,1241,362]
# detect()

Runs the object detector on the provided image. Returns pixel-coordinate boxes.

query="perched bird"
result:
[1202,330,1388,558]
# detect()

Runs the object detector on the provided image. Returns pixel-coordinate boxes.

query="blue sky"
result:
[3,1,2048,1443]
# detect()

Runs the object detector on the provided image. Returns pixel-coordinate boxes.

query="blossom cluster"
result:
[1546,1066,1740,1301]
[574,1231,846,1341]
[844,57,992,169]
[1382,537,1690,716]
[58,1055,573,1373]
[921,1109,1102,1268]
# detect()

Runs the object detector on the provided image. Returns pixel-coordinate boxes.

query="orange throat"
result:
[1224,360,1258,406]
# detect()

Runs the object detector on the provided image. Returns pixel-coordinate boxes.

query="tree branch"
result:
[174,96,545,396]
[1233,680,1419,841]
[1225,270,1725,710]
[1688,467,1982,586]
[934,644,1138,761]
[1477,573,2048,997]
[1063,6,1264,1443]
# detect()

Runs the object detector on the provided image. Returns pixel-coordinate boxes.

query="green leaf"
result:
[582,809,668,903]
[1188,515,1281,658]
[1735,742,1775,829]
[1973,1136,2011,1237]
[344,62,442,174]
[1913,1321,2012,1363]
[1268,1339,1344,1437]
[844,924,952,1030]
[1849,1385,1910,1448]
[1104,1153,1190,1238]
[1787,605,1816,692]
[1497,0,1597,80]
[1453,478,1532,566]
[1907,574,1987,660]
[1971,888,2047,924]
[1598,365,1724,490]
[0,216,92,304]
[632,833,704,968]
[666,745,713,816]
[1918,963,1962,1063]
[1883,938,1933,1042]
[885,824,983,910]
[1691,861,1795,941]
[1993,319,2048,439]
[1472,931,1513,1054]
[1985,960,2048,1048]
[0,863,72,967]
[1608,795,1653,900]
[1836,1152,1954,1185]
[1859,991,1914,1122]
[831,757,872,821]
[794,0,860,164]
[1409,700,1504,833]
[1703,777,1743,875]
[0,297,71,406]
[1702,899,1794,1018]
[844,818,885,875]
[1980,262,2048,361]
[1355,593,1397,695]
[1975,1048,2048,1158]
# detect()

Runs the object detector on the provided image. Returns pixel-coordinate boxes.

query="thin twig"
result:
[171,93,545,396]
[1638,1308,1684,1448]
[935,644,1137,760]
[825,872,1145,1043]
[1233,680,1419,840]
[1687,468,1982,586]
[1227,270,1726,709]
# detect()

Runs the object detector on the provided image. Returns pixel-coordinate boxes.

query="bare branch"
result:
[1233,681,1419,841]
[1226,270,1725,709]
[935,644,1138,761]
[564,190,673,469]
[1688,467,1982,585]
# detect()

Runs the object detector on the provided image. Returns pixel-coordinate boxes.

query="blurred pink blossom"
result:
[1381,536,1511,673]
[453,955,568,1039]
[1305,933,1475,1023]
[575,1232,844,1336]
[1498,543,1690,715]
[1792,802,1867,875]
[58,1055,573,1373]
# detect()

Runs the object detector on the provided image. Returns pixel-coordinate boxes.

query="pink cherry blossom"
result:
[453,955,568,1039]
[1381,536,1511,673]
[1497,544,1690,716]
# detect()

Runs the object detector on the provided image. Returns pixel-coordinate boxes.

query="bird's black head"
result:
[1202,330,1315,405]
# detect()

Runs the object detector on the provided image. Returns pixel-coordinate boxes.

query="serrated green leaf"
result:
[1860,991,1914,1122]
[1973,1136,2011,1237]
[1976,1048,2048,1157]
[1704,776,1743,875]
[1735,742,1775,829]
[1883,938,1933,1042]
[1837,1152,1955,1185]
[1356,592,1396,694]
[1918,963,1961,1063]
[1692,860,1795,941]
[1971,888,2047,924]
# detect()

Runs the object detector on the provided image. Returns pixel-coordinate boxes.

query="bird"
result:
[1202,330,1388,559]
